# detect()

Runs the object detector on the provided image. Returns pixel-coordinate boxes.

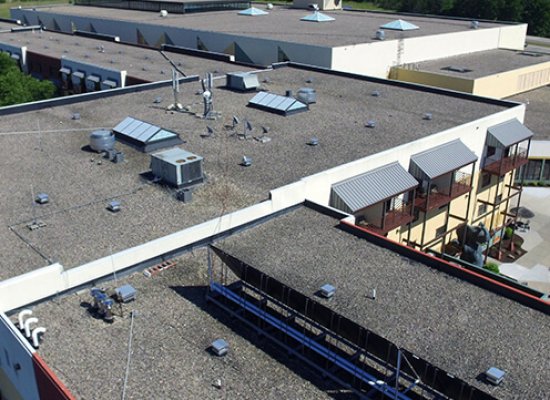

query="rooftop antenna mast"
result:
[202,72,219,120]
[167,68,187,112]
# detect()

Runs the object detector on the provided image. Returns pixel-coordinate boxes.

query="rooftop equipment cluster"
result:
[89,284,136,323]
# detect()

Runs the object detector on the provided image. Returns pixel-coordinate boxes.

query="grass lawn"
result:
[0,0,69,19]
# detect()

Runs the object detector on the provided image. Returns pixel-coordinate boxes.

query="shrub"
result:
[504,226,513,239]
[484,262,500,274]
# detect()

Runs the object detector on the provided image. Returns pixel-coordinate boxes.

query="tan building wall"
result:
[392,60,550,99]
[0,369,24,400]
[389,68,475,93]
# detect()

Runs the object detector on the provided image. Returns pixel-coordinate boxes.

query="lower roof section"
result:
[216,205,550,400]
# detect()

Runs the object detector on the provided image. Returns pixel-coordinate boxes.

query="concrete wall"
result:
[332,24,527,78]
[11,9,332,68]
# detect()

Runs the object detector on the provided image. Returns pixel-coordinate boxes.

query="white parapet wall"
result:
[0,199,296,312]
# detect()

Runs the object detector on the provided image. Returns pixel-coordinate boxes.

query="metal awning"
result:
[72,71,85,79]
[86,75,100,83]
[487,118,534,148]
[59,67,71,75]
[410,139,477,180]
[330,162,418,214]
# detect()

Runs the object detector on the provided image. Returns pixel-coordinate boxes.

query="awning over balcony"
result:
[330,162,418,214]
[410,139,477,180]
[487,118,533,148]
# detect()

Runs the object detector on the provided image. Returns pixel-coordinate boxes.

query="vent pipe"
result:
[32,327,46,348]
[18,309,32,329]
[24,317,38,338]
[285,89,293,97]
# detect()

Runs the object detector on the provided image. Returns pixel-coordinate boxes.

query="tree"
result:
[0,53,56,106]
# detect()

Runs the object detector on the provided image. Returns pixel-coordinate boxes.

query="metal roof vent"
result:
[307,137,319,146]
[366,120,376,128]
[241,156,252,167]
[153,96,162,104]
[107,200,121,212]
[115,284,136,303]
[71,112,80,120]
[90,130,115,153]
[485,367,505,385]
[266,3,273,10]
[160,9,168,17]
[297,88,316,104]
[211,339,229,356]
[375,30,385,40]
[35,193,49,204]
[319,284,335,299]
[470,20,479,29]
[423,113,432,121]
[226,72,260,92]
[371,90,380,97]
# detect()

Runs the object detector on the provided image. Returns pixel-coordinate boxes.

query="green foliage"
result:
[483,262,500,274]
[504,226,514,239]
[368,0,550,37]
[0,53,56,106]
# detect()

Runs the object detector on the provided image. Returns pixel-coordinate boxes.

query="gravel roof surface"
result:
[0,66,507,277]
[416,49,550,79]
[217,206,550,400]
[507,86,550,140]
[22,250,334,400]
[21,5,505,47]
[0,29,257,82]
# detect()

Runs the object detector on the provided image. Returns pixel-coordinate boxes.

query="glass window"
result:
[478,204,487,216]
[481,173,491,188]
[542,160,550,181]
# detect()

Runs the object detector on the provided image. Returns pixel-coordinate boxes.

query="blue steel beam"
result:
[210,282,413,400]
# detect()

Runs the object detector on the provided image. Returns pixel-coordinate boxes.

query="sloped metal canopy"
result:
[86,75,100,83]
[238,7,268,16]
[72,71,85,79]
[102,79,117,88]
[380,19,419,31]
[248,91,308,115]
[301,11,335,22]
[487,119,533,148]
[410,139,477,180]
[59,67,71,75]
[331,162,418,214]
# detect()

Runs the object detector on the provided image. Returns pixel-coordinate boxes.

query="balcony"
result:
[483,149,528,176]
[357,201,413,235]
[414,172,472,212]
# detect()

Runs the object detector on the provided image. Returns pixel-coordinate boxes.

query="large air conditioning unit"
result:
[150,148,204,188]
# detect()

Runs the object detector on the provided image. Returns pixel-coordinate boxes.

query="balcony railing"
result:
[414,172,472,212]
[483,149,529,176]
[357,199,413,235]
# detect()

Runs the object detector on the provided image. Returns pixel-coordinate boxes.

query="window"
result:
[486,146,496,158]
[478,204,487,216]
[435,225,447,238]
[481,173,491,188]
[495,194,502,204]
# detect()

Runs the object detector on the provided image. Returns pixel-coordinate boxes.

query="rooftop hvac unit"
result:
[150,148,204,188]
[319,284,335,298]
[375,30,385,40]
[297,87,316,104]
[226,72,260,92]
[485,367,505,385]
[211,339,229,356]
[115,284,136,303]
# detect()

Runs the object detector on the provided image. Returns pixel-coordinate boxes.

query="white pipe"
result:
[24,317,38,338]
[31,327,46,348]
[18,309,32,329]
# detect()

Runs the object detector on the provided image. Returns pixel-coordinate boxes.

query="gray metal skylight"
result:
[248,91,308,116]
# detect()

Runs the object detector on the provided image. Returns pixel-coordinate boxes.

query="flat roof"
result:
[415,49,550,79]
[217,206,550,400]
[507,86,550,140]
[0,65,508,279]
[20,250,332,399]
[20,5,506,47]
[0,29,256,82]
